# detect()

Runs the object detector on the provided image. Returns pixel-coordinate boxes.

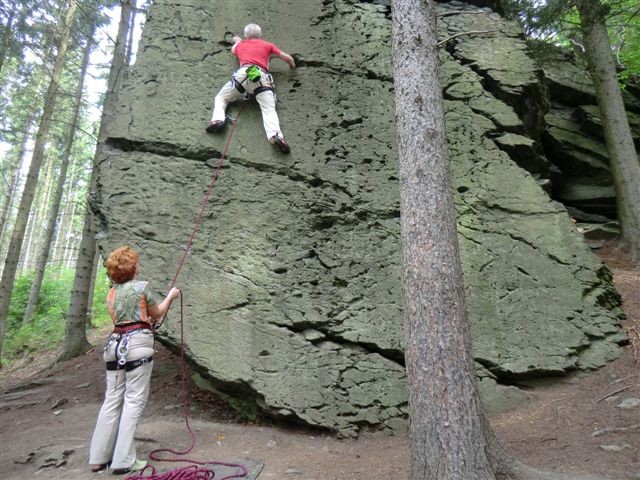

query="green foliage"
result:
[606,0,640,82]
[504,0,640,85]
[2,264,110,363]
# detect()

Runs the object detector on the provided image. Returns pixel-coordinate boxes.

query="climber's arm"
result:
[278,51,296,68]
[231,35,242,54]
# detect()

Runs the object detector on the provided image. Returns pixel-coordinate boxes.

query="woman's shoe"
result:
[90,463,108,473]
[112,459,148,475]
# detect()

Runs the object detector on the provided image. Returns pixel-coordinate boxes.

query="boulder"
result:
[93,0,624,435]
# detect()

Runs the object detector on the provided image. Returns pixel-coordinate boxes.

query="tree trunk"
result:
[125,0,136,65]
[60,0,132,360]
[392,1,608,480]
[23,29,95,325]
[52,152,82,269]
[0,0,77,362]
[86,246,101,328]
[576,0,640,260]
[0,120,33,237]
[1,148,27,263]
[0,92,42,256]
[51,156,78,268]
[392,0,495,478]
[62,180,80,267]
[20,150,56,274]
[0,4,16,74]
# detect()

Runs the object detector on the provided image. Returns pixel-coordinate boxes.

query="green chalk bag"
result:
[246,65,262,82]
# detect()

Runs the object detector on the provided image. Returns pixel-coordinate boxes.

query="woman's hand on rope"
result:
[149,287,181,321]
[168,287,181,301]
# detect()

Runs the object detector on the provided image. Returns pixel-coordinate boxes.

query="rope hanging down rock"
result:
[127,109,249,480]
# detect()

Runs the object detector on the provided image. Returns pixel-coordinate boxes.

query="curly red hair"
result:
[104,246,139,284]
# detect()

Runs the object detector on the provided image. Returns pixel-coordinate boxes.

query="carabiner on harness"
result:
[117,335,130,366]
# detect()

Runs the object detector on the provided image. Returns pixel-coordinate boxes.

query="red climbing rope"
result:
[170,108,246,295]
[155,107,245,330]
[126,296,248,480]
[129,110,249,480]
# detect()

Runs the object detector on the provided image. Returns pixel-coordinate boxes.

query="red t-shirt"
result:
[232,38,282,71]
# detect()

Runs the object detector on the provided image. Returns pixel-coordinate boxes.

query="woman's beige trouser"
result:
[89,330,154,469]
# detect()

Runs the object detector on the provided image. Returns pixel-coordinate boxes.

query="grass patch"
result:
[2,265,111,364]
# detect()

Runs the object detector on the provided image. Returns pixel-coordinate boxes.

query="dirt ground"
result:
[1,242,638,480]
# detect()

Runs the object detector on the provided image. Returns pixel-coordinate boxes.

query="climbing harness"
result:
[116,335,129,366]
[106,356,153,372]
[113,321,151,334]
[232,65,275,100]
[121,107,249,480]
[103,328,150,371]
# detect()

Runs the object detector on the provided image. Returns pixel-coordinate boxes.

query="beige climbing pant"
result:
[89,329,154,469]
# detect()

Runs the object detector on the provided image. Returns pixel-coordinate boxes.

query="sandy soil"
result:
[1,242,638,480]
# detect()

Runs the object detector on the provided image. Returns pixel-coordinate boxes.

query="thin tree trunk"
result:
[1,156,26,269]
[0,0,77,363]
[0,4,16,74]
[21,151,56,274]
[62,185,80,267]
[576,0,640,260]
[86,246,100,328]
[60,0,132,360]
[19,194,38,274]
[52,154,81,269]
[51,157,77,268]
[0,117,32,236]
[0,93,42,255]
[125,0,136,65]
[23,30,95,325]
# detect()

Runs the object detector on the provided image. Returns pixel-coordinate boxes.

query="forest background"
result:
[0,0,147,365]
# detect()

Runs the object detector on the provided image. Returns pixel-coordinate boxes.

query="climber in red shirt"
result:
[206,23,296,154]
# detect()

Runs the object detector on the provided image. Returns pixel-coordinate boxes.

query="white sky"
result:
[85,5,144,123]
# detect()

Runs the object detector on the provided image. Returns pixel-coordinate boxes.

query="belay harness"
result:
[105,287,153,372]
[232,64,275,99]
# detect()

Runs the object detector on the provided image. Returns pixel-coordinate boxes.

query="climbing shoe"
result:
[270,135,291,154]
[205,120,225,133]
[90,463,108,473]
[112,459,147,475]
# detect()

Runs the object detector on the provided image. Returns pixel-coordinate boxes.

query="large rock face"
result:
[93,0,626,435]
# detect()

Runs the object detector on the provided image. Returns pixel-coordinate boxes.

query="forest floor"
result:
[0,242,638,480]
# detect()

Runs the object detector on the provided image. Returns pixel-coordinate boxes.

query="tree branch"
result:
[595,383,639,403]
